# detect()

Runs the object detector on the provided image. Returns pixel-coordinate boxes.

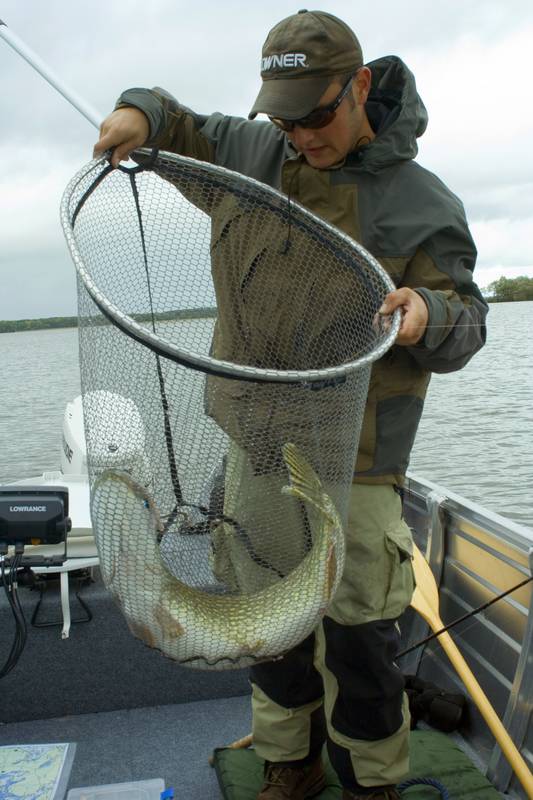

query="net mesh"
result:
[61,150,398,669]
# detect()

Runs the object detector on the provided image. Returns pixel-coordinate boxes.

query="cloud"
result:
[411,25,533,188]
[0,249,77,319]
[471,215,533,273]
[0,149,75,247]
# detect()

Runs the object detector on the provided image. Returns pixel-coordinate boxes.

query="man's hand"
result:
[93,107,150,168]
[377,287,429,346]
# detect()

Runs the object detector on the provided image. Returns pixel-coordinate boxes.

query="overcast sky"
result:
[1,0,532,320]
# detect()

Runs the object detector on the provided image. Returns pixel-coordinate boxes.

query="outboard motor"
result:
[61,392,149,483]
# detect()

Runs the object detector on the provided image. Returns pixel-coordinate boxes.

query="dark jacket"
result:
[116,55,488,484]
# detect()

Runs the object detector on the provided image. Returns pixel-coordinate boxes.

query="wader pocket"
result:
[383,519,415,618]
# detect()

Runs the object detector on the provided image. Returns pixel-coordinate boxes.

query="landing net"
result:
[61,149,399,669]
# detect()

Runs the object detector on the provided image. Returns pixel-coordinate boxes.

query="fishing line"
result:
[415,323,487,329]
[398,574,533,659]
[379,319,488,330]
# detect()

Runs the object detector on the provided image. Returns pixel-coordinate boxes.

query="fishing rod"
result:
[0,18,101,129]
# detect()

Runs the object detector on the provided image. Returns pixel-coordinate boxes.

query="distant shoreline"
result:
[0,317,78,334]
[0,308,218,334]
[2,298,531,334]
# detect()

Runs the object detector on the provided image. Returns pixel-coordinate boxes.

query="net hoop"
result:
[60,150,401,384]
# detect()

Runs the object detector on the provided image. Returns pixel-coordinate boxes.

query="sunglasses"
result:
[269,75,354,132]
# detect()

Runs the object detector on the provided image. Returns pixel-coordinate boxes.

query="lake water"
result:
[0,301,531,527]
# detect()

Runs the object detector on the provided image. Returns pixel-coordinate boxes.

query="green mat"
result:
[212,730,501,799]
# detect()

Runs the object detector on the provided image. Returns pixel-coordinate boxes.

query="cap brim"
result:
[248,75,331,120]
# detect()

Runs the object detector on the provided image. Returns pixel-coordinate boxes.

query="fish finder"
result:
[0,486,72,677]
[0,486,71,564]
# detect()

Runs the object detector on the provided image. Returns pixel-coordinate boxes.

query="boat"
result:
[1,394,532,798]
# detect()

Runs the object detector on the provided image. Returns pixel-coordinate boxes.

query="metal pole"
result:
[0,19,102,129]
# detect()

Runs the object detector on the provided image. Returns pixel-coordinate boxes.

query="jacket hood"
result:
[352,55,428,172]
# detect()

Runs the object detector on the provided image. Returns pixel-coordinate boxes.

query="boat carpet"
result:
[0,694,252,798]
[0,572,250,723]
[213,730,502,799]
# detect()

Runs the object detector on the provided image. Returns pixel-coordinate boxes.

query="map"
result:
[0,743,75,800]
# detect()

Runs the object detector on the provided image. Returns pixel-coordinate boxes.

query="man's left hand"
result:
[377,288,429,346]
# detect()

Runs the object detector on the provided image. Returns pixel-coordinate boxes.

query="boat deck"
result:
[1,471,532,797]
[0,571,508,798]
[2,696,510,798]
[1,693,251,796]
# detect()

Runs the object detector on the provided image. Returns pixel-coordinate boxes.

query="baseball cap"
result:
[248,9,363,120]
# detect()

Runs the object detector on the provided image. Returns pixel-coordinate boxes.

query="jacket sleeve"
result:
[115,86,216,162]
[401,202,488,374]
[115,87,289,184]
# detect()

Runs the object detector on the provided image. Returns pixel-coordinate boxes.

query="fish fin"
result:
[281,443,326,510]
[154,603,186,639]
[282,443,322,494]
[126,617,158,648]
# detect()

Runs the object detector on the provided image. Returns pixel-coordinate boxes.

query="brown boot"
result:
[257,757,326,799]
[342,788,401,800]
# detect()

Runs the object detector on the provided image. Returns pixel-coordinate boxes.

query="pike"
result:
[91,443,345,669]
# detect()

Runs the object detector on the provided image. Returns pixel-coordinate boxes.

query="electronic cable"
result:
[0,553,28,679]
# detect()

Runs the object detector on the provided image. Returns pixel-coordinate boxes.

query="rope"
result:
[398,777,450,798]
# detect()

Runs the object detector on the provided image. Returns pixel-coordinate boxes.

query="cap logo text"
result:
[262,53,308,71]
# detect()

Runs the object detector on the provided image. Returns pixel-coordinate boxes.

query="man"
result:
[94,10,487,799]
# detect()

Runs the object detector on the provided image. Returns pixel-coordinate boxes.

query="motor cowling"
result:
[61,393,149,481]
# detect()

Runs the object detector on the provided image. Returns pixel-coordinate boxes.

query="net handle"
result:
[0,19,102,130]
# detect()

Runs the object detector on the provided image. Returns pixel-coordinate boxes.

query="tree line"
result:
[0,308,217,333]
[486,275,533,302]
[0,316,78,333]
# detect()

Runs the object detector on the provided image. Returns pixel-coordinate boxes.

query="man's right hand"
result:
[93,107,150,168]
